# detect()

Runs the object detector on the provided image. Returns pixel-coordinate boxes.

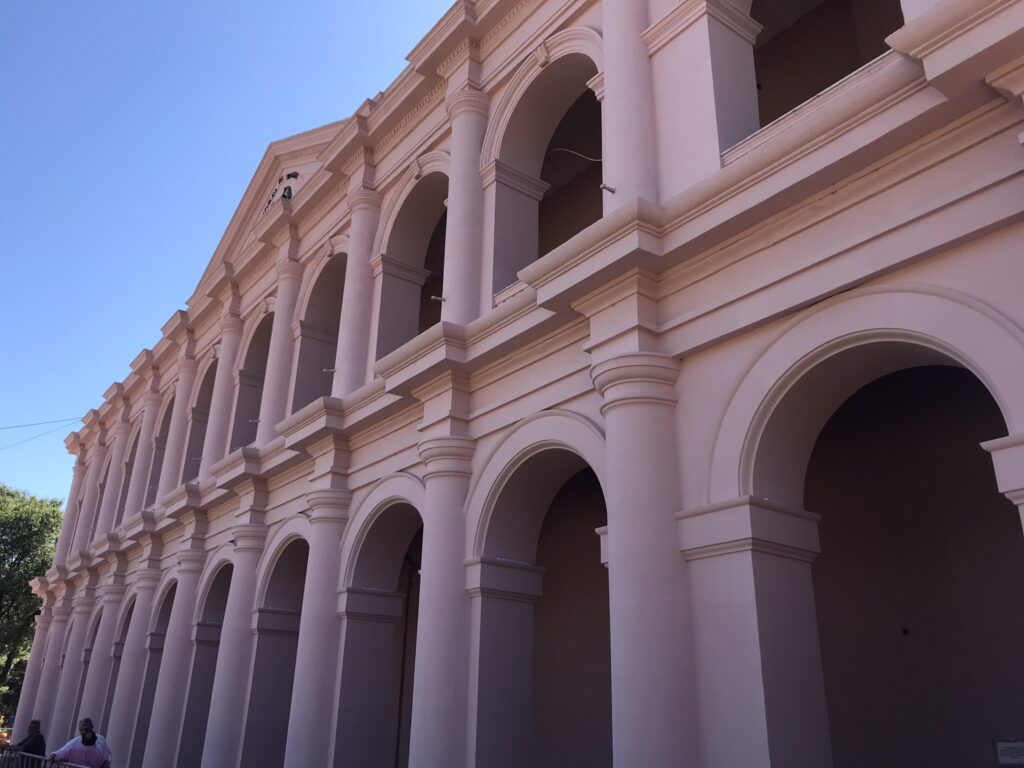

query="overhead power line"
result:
[0,417,81,431]
[0,422,80,452]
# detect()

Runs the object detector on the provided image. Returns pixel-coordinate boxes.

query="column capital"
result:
[35,611,54,631]
[348,187,381,213]
[220,313,244,337]
[177,355,199,378]
[141,391,163,410]
[176,549,207,575]
[133,568,163,592]
[97,582,128,604]
[446,86,490,120]
[51,604,73,622]
[305,489,352,525]
[276,258,304,283]
[590,352,679,410]
[982,432,1024,505]
[418,436,475,478]
[71,592,97,616]
[230,524,268,552]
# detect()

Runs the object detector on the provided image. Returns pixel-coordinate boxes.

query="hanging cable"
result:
[0,417,81,430]
[0,422,80,452]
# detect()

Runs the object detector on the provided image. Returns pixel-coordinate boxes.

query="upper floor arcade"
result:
[48,0,1024,579]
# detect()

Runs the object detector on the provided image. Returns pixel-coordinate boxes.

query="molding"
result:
[480,159,550,200]
[643,0,762,57]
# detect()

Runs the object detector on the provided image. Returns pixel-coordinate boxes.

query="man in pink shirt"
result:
[51,719,110,768]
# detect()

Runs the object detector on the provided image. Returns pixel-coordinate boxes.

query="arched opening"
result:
[130,583,175,768]
[145,399,175,509]
[474,450,610,768]
[751,0,904,126]
[292,257,346,412]
[182,362,217,483]
[240,539,308,768]
[87,456,114,544]
[115,430,141,526]
[230,314,273,450]
[492,53,603,293]
[101,600,134,733]
[72,611,104,730]
[746,342,1022,766]
[802,365,1022,766]
[335,503,423,768]
[176,565,232,768]
[377,173,448,359]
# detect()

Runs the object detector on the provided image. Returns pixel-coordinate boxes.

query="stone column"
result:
[256,260,303,445]
[140,550,206,768]
[334,188,381,395]
[200,313,243,480]
[157,357,198,501]
[679,497,832,767]
[105,569,161,765]
[602,0,659,207]
[13,602,53,740]
[590,353,698,767]
[93,420,132,539]
[122,392,162,519]
[442,87,489,324]
[199,524,266,768]
[49,590,97,742]
[54,461,87,568]
[407,436,474,768]
[32,601,71,733]
[281,491,348,768]
[77,581,128,729]
[983,433,1024,532]
[72,441,108,555]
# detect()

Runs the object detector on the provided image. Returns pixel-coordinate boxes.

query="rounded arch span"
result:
[191,545,235,624]
[113,591,137,642]
[340,471,426,589]
[148,575,179,633]
[191,356,218,408]
[708,284,1024,506]
[467,409,607,560]
[237,306,275,363]
[295,237,348,326]
[481,26,604,170]
[373,151,451,259]
[253,518,311,609]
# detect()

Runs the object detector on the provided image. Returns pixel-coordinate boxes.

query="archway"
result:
[129,583,175,768]
[750,0,904,126]
[334,502,422,768]
[797,363,1023,766]
[490,50,603,292]
[87,455,114,544]
[176,564,232,768]
[240,539,308,768]
[473,449,610,768]
[376,172,448,359]
[100,599,135,733]
[144,398,175,508]
[72,610,104,729]
[182,362,217,483]
[230,314,273,450]
[115,429,141,526]
[292,256,346,412]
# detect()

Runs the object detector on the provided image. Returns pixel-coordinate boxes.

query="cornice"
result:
[886,0,1018,60]
[643,0,762,56]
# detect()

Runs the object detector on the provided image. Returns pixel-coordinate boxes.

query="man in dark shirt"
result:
[12,719,46,756]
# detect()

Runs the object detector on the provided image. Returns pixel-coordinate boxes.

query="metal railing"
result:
[0,752,92,768]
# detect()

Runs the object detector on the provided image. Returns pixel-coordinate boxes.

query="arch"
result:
[709,285,1024,506]
[230,311,274,450]
[182,358,217,483]
[254,519,312,609]
[87,451,115,544]
[481,27,604,169]
[467,409,607,560]
[373,166,450,358]
[292,252,347,412]
[144,394,176,508]
[191,546,235,625]
[372,151,451,259]
[340,472,426,590]
[130,579,176,768]
[114,425,142,527]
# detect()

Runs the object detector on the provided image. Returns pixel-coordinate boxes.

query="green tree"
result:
[0,485,62,720]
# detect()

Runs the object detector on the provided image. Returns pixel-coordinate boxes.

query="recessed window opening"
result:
[115,431,140,526]
[292,258,346,413]
[230,313,273,450]
[751,0,904,126]
[538,90,603,255]
[182,362,217,483]
[376,172,448,359]
[145,398,174,508]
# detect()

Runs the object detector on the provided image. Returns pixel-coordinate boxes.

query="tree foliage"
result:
[0,485,62,717]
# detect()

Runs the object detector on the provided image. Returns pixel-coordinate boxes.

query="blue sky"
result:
[0,1,453,502]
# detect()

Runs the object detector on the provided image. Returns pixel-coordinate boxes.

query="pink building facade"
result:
[18,0,1024,766]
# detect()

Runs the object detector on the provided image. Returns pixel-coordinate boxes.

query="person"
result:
[51,724,109,768]
[52,718,111,764]
[10,719,46,756]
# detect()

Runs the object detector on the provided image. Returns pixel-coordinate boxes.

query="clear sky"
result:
[0,0,453,502]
